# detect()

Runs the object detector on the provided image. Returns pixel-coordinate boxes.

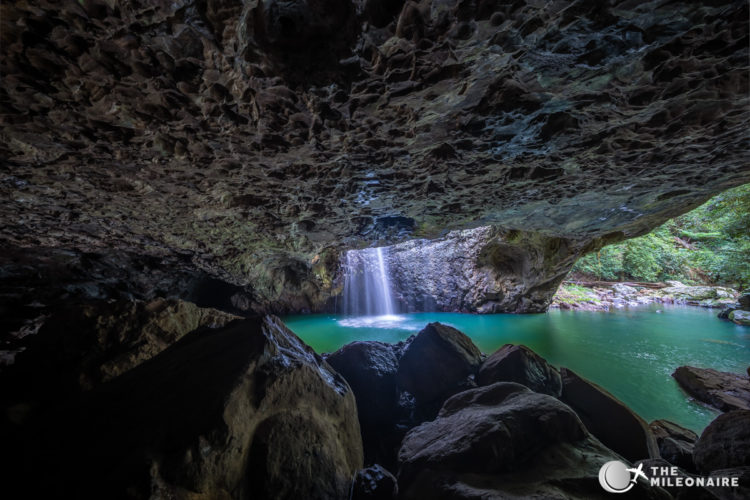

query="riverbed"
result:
[284,304,749,433]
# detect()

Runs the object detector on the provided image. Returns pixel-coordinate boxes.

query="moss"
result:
[555,284,601,305]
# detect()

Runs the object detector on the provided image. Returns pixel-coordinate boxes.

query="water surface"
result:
[284,305,750,433]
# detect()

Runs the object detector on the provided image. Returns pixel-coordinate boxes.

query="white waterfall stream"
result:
[342,246,397,317]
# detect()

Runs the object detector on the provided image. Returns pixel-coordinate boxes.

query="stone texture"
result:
[649,419,698,472]
[560,367,659,462]
[326,341,400,428]
[397,322,483,419]
[477,343,562,396]
[352,464,398,500]
[1,0,748,312]
[729,310,750,326]
[672,366,750,412]
[325,341,403,467]
[2,315,363,499]
[398,382,668,499]
[6,298,240,394]
[385,226,590,313]
[658,282,740,307]
[693,410,750,475]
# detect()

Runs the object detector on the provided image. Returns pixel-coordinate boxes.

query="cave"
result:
[1,0,749,498]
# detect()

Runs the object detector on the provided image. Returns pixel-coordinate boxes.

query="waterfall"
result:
[342,246,396,316]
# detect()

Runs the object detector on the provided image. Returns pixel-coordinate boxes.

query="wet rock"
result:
[559,367,659,462]
[729,310,750,326]
[693,410,750,475]
[477,343,562,396]
[398,382,668,499]
[326,341,402,467]
[7,315,363,499]
[649,419,698,472]
[352,464,398,500]
[396,322,483,420]
[672,366,750,412]
[738,292,750,310]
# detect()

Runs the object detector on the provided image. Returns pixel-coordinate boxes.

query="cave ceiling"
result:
[1,0,749,292]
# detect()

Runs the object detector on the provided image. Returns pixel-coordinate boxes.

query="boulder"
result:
[738,292,750,310]
[693,410,750,475]
[659,283,736,307]
[8,298,241,394]
[559,367,659,462]
[477,343,562,397]
[326,341,400,428]
[649,419,698,472]
[11,315,363,499]
[326,341,402,467]
[352,464,398,500]
[612,283,639,298]
[396,322,483,419]
[398,382,668,499]
[718,305,739,320]
[672,366,750,412]
[729,310,750,326]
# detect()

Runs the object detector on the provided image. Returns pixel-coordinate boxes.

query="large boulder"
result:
[672,366,750,412]
[397,382,668,499]
[718,305,739,320]
[4,298,241,396]
[7,315,363,499]
[559,367,659,462]
[326,341,403,467]
[649,419,698,472]
[326,341,400,428]
[693,410,750,475]
[729,310,750,326]
[396,322,483,419]
[477,343,562,396]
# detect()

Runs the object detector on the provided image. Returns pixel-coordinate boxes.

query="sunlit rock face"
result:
[1,0,749,312]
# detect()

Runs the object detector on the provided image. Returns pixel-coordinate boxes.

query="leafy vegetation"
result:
[554,284,601,305]
[572,184,750,288]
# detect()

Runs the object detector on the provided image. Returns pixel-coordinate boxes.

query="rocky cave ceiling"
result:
[1,0,749,310]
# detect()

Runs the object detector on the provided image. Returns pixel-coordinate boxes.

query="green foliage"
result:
[556,284,601,304]
[572,184,750,287]
[574,246,623,281]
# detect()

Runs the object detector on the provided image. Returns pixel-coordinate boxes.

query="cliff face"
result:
[385,226,588,313]
[1,0,749,312]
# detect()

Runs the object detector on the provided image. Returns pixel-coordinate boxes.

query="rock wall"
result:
[380,226,592,313]
[1,0,748,312]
